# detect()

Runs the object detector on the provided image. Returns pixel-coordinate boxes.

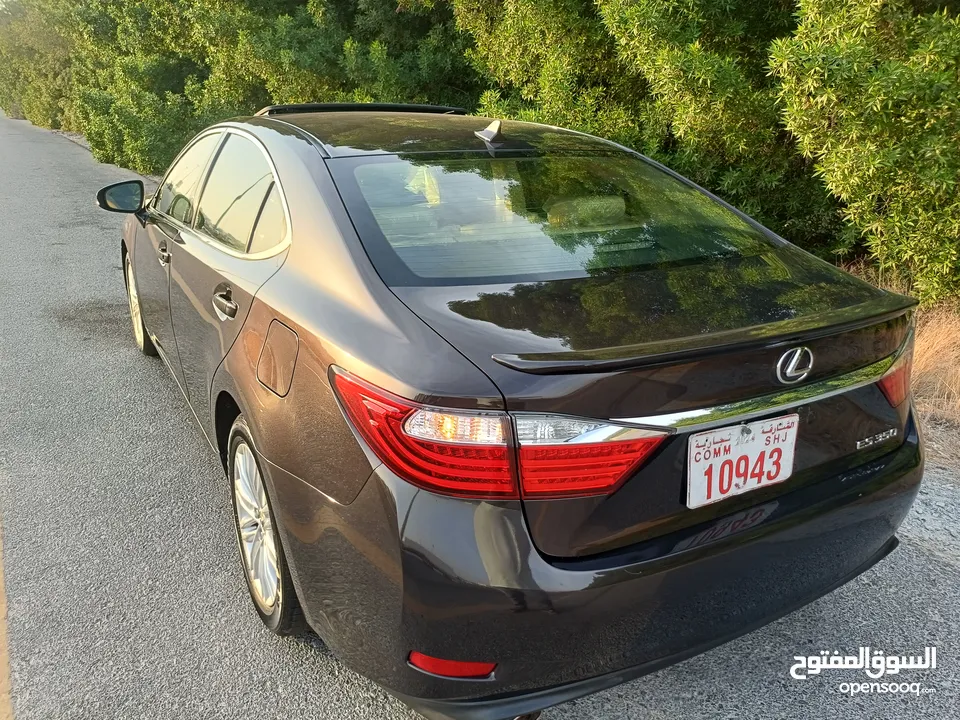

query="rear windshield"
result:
[331,154,780,286]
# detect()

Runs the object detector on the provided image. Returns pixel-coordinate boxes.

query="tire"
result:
[124,254,157,356]
[228,415,305,636]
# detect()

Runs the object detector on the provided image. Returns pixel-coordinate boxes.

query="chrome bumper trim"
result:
[614,352,899,433]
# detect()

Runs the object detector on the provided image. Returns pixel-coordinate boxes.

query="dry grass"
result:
[913,307,960,425]
[842,258,914,296]
[843,259,960,426]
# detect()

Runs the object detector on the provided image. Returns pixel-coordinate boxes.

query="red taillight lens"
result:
[519,437,665,498]
[331,370,516,499]
[878,348,913,407]
[332,369,666,500]
[514,415,666,498]
[408,651,496,679]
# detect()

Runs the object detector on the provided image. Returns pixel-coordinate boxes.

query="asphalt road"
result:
[0,112,958,720]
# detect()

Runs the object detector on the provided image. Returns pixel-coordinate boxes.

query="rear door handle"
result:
[213,291,238,320]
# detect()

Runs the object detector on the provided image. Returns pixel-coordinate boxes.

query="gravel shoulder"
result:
[0,112,957,720]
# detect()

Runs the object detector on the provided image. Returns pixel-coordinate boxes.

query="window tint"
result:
[154,133,220,224]
[333,155,776,285]
[248,183,287,254]
[196,134,275,252]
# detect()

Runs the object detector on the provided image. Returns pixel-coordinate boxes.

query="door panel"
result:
[135,213,183,386]
[168,230,286,430]
[168,130,291,430]
[134,130,223,387]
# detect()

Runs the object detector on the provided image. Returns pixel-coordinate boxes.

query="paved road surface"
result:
[0,112,957,719]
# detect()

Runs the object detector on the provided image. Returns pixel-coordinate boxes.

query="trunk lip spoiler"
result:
[491,295,917,375]
[607,330,912,433]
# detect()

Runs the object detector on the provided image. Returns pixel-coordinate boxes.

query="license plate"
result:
[686,414,799,509]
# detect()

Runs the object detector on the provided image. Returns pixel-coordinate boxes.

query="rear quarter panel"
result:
[212,122,505,505]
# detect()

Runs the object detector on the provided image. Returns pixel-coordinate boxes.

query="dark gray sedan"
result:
[97,104,922,720]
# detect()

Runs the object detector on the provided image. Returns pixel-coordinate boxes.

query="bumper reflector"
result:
[408,651,496,679]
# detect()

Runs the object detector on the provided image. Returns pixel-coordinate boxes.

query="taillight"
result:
[331,369,666,500]
[331,369,516,499]
[515,415,667,498]
[878,346,913,407]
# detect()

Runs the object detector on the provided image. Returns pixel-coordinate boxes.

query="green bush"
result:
[447,0,843,249]
[597,0,843,248]
[0,0,957,300]
[771,0,960,301]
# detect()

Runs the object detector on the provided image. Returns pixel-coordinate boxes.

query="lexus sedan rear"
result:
[97,104,923,720]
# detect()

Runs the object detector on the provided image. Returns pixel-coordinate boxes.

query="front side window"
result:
[196,134,275,252]
[331,154,778,286]
[154,133,221,225]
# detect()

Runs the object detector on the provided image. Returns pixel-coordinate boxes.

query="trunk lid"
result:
[327,148,916,558]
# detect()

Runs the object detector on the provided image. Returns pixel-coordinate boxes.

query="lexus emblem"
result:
[776,347,814,384]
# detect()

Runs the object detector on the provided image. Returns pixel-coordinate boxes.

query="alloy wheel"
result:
[125,258,144,349]
[232,441,281,613]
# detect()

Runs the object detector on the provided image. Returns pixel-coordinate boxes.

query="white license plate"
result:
[686,414,799,509]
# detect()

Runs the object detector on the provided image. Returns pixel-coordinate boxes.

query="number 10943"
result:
[686,414,799,509]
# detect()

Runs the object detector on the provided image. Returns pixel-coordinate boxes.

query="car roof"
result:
[255,111,629,158]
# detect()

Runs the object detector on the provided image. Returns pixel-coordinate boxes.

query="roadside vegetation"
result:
[911,305,960,461]
[915,307,960,423]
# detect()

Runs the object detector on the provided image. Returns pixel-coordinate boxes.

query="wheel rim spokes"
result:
[126,261,144,347]
[233,442,280,611]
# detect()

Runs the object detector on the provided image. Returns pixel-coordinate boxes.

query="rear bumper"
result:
[264,414,923,720]
[401,538,899,720]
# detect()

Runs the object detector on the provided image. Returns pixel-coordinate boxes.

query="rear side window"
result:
[196,134,275,252]
[154,133,220,224]
[248,183,287,254]
[332,155,778,286]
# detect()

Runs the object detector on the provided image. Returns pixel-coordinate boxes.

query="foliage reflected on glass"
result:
[447,249,884,353]
[343,152,778,284]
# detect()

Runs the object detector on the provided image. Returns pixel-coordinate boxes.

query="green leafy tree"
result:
[771,0,960,300]
[597,0,843,247]
[447,0,652,154]
[446,0,843,251]
[0,0,74,128]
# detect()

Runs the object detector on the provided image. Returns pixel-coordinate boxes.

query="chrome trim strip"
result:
[613,352,899,433]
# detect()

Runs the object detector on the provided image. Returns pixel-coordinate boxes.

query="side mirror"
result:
[96,180,145,213]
